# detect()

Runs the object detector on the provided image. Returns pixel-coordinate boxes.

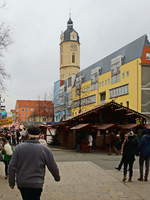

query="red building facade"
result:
[15,100,54,122]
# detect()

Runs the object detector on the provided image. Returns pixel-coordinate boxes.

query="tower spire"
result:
[69,9,71,19]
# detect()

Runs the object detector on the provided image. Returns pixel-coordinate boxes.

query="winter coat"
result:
[2,143,13,161]
[9,139,60,189]
[138,135,150,158]
[123,136,138,162]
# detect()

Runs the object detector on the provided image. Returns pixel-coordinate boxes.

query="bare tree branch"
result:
[0,0,6,8]
[0,22,12,91]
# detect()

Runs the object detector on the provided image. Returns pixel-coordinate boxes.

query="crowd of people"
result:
[115,128,150,183]
[0,126,27,146]
[0,126,48,178]
[0,125,150,199]
[0,126,60,200]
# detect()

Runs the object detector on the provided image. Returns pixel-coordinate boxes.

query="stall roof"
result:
[92,123,115,130]
[70,124,89,130]
[63,101,148,124]
[117,124,138,129]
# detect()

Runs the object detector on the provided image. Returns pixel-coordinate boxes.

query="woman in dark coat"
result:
[122,133,138,182]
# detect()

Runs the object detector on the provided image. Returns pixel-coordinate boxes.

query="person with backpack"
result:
[1,138,13,179]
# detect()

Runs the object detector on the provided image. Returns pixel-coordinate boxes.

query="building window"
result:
[68,77,72,87]
[98,67,102,75]
[120,102,123,106]
[91,72,97,84]
[111,74,120,83]
[72,54,75,63]
[109,84,128,98]
[126,71,129,77]
[126,101,129,108]
[122,73,125,79]
[100,92,106,102]
[146,53,150,60]
[72,95,96,108]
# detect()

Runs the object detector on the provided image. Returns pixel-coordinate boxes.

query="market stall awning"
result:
[117,124,138,129]
[70,124,89,130]
[92,123,115,130]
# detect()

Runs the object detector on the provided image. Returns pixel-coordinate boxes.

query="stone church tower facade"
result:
[60,18,80,80]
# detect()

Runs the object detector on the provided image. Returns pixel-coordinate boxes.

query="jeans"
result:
[19,188,42,200]
[139,156,150,180]
[3,160,10,177]
[117,156,124,170]
[123,158,134,178]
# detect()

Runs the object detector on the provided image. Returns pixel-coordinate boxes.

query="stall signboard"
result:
[0,117,13,126]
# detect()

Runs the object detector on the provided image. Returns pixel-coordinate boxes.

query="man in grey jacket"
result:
[8,126,60,200]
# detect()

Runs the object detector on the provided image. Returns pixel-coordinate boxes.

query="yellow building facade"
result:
[71,35,150,118]
[71,59,142,116]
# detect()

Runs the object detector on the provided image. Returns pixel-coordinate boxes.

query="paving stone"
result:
[0,161,149,200]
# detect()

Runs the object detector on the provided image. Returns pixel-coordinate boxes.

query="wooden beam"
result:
[115,107,125,111]
[125,112,134,116]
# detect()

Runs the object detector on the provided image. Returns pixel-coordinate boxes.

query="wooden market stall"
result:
[52,101,148,152]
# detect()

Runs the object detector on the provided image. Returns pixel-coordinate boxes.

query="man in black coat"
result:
[138,128,150,181]
[122,133,138,182]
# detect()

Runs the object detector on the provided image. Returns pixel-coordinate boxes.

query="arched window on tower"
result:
[72,54,75,63]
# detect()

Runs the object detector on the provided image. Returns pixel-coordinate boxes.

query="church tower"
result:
[60,17,80,80]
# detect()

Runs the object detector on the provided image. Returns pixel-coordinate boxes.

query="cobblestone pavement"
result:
[51,147,140,170]
[0,148,149,200]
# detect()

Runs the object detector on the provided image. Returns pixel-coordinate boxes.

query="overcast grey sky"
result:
[0,0,150,111]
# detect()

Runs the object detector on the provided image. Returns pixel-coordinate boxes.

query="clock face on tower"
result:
[70,44,77,51]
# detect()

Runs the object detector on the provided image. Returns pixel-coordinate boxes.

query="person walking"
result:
[1,138,13,179]
[122,132,138,182]
[8,126,60,200]
[88,134,93,152]
[138,128,150,182]
[115,133,129,171]
[16,129,20,144]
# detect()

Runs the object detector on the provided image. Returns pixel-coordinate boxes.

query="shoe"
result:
[128,177,132,182]
[144,178,148,182]
[5,176,7,179]
[137,178,143,181]
[115,167,120,171]
[122,176,126,182]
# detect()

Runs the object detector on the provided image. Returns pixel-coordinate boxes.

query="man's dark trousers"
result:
[19,188,42,200]
[139,156,150,180]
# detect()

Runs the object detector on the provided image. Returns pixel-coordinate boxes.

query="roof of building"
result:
[63,18,79,43]
[77,34,149,83]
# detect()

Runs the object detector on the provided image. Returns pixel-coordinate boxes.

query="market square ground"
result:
[0,147,149,200]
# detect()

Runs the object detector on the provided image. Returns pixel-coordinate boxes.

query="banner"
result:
[0,117,13,126]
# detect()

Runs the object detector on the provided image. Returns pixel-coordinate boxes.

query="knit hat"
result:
[27,126,41,138]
